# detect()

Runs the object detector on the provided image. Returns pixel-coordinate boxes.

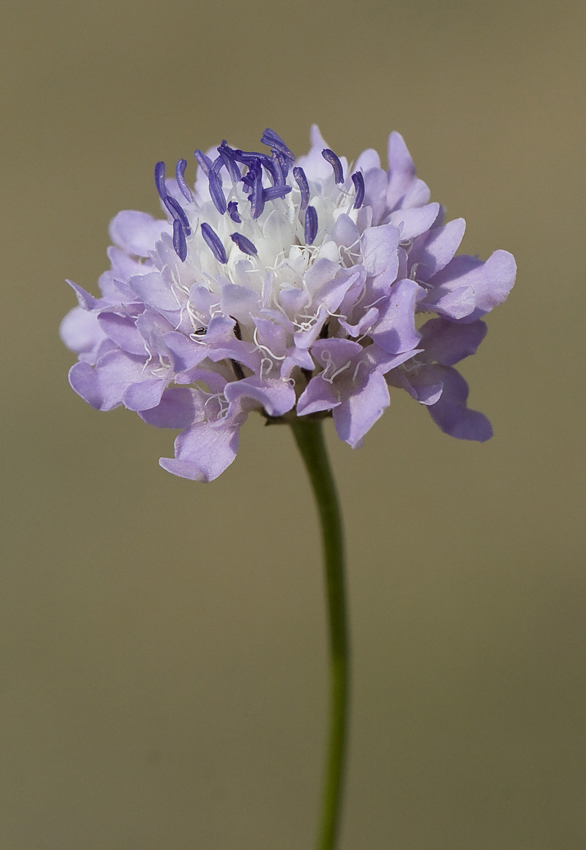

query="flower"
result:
[60,126,516,481]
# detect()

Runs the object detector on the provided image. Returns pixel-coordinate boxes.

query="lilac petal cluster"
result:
[60,126,516,481]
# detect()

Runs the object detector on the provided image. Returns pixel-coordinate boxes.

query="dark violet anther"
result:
[217,142,242,182]
[274,150,291,180]
[194,149,212,175]
[154,161,168,200]
[255,153,277,183]
[172,219,187,262]
[293,166,310,210]
[164,195,192,235]
[249,165,265,220]
[210,155,224,175]
[272,152,286,186]
[263,184,292,202]
[175,159,194,202]
[304,205,318,245]
[200,222,227,264]
[241,170,255,190]
[233,149,258,164]
[261,128,296,162]
[234,150,264,167]
[230,232,258,256]
[260,156,277,185]
[208,170,227,215]
[351,171,365,209]
[228,201,241,223]
[234,150,277,185]
[322,149,344,184]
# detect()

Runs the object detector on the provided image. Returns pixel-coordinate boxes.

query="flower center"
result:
[152,129,366,336]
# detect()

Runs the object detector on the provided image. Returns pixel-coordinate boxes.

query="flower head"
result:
[60,125,516,481]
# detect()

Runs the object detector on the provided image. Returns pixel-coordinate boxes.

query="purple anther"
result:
[194,149,212,175]
[351,171,365,209]
[261,128,296,162]
[210,155,224,175]
[217,142,242,182]
[293,166,310,210]
[228,201,241,223]
[154,161,168,200]
[175,159,194,202]
[273,150,291,181]
[173,219,187,262]
[249,166,265,220]
[230,232,258,256]
[208,170,227,215]
[234,150,262,165]
[234,150,276,184]
[322,149,344,184]
[260,156,277,185]
[263,184,292,201]
[200,222,227,264]
[272,152,286,186]
[304,205,318,245]
[164,195,192,235]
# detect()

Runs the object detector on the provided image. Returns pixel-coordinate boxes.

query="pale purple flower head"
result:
[60,125,516,481]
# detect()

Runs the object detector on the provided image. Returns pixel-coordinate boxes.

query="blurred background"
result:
[1,0,585,847]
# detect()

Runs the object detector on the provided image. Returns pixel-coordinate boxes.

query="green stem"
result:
[290,418,349,850]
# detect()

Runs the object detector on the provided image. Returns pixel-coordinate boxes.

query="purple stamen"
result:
[233,150,265,168]
[263,184,292,201]
[194,149,212,175]
[200,222,227,264]
[260,156,277,185]
[351,171,365,209]
[228,201,241,223]
[261,128,296,162]
[233,149,260,164]
[173,219,187,262]
[322,149,344,184]
[210,155,224,174]
[230,232,258,256]
[272,152,286,186]
[208,170,227,215]
[175,159,194,202]
[249,165,265,220]
[217,142,242,182]
[154,161,168,200]
[233,150,277,185]
[304,205,318,245]
[164,195,192,235]
[273,150,291,180]
[293,167,310,210]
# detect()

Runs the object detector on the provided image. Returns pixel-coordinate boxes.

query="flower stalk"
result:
[290,418,349,850]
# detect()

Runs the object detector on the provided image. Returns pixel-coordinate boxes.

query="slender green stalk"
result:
[290,418,349,850]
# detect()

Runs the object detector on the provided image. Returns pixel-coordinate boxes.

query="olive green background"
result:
[1,1,585,848]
